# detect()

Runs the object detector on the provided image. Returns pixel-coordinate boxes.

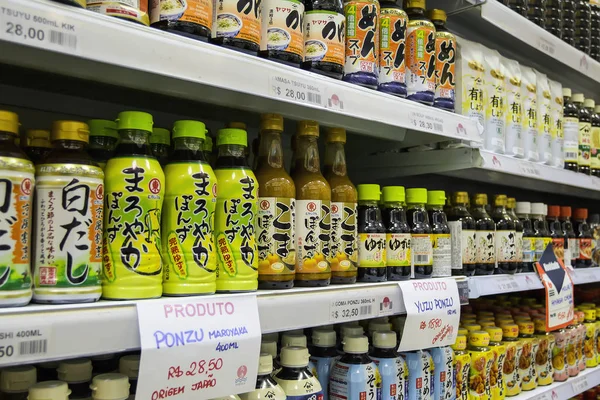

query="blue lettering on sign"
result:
[215,342,239,352]
[414,297,454,313]
[208,326,249,339]
[154,329,204,349]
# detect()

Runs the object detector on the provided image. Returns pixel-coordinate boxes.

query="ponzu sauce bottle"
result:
[427,190,451,277]
[357,184,386,282]
[492,194,517,275]
[531,202,551,264]
[150,127,171,166]
[406,188,433,279]
[87,120,118,170]
[24,129,52,164]
[382,186,411,281]
[547,205,566,266]
[471,193,495,276]
[447,191,476,276]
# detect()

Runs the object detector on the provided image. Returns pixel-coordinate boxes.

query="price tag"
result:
[0,3,79,54]
[571,375,589,394]
[495,275,520,292]
[136,295,261,400]
[329,290,399,323]
[0,320,52,366]
[518,162,541,177]
[270,75,325,107]
[408,111,445,135]
[530,392,552,400]
[537,37,556,56]
[397,279,460,351]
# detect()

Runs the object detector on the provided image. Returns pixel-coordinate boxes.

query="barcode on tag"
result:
[330,295,378,322]
[307,92,321,105]
[565,152,578,160]
[415,255,429,263]
[434,123,443,132]
[360,305,372,315]
[19,340,48,356]
[571,375,589,393]
[49,31,77,49]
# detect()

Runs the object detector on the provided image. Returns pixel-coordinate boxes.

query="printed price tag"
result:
[537,37,556,56]
[136,295,261,400]
[0,320,52,366]
[329,291,398,323]
[409,111,445,134]
[518,162,541,177]
[571,375,589,394]
[270,75,325,107]
[495,275,519,292]
[530,392,552,400]
[0,3,79,54]
[397,279,460,351]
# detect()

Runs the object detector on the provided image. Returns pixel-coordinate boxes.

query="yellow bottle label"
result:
[535,335,555,386]
[358,233,386,267]
[591,126,600,170]
[519,338,539,391]
[454,352,470,400]
[296,199,331,274]
[489,344,506,400]
[468,348,493,400]
[432,233,451,277]
[386,233,410,267]
[579,121,592,167]
[502,341,522,397]
[585,322,598,368]
[330,202,358,272]
[257,197,295,276]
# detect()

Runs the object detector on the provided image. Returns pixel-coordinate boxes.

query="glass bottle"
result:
[585,99,600,177]
[575,0,592,54]
[255,114,296,289]
[563,0,577,45]
[406,188,433,279]
[87,120,118,170]
[507,197,524,273]
[260,0,305,67]
[378,1,408,97]
[323,128,358,284]
[545,0,563,39]
[24,129,52,164]
[591,1,600,61]
[210,0,261,55]
[447,191,476,276]
[591,213,600,267]
[427,190,451,277]
[563,88,580,171]
[527,0,546,27]
[547,205,566,266]
[503,0,528,17]
[574,208,593,268]
[203,135,216,167]
[573,93,591,175]
[492,195,517,275]
[471,193,495,275]
[428,9,456,111]
[531,202,552,264]
[382,186,411,281]
[560,206,578,268]
[150,127,171,166]
[357,184,386,282]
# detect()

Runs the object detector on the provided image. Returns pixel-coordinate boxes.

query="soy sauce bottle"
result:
[527,0,546,28]
[447,191,476,277]
[573,93,591,175]
[427,190,451,278]
[560,206,578,268]
[575,0,592,54]
[545,0,563,38]
[563,0,577,45]
[574,208,593,268]
[471,194,495,275]
[357,184,387,282]
[532,203,551,263]
[491,194,517,275]
[516,201,536,273]
[563,88,579,172]
[547,205,566,265]
[382,186,411,281]
[503,0,528,17]
[507,197,524,273]
[406,188,433,279]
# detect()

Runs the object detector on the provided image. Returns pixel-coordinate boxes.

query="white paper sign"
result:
[136,295,261,400]
[0,321,52,366]
[397,279,460,351]
[270,75,325,107]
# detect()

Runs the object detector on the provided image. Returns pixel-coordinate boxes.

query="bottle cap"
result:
[572,93,585,103]
[118,355,140,379]
[116,111,153,132]
[297,120,319,137]
[28,381,71,400]
[172,120,206,140]
[484,326,503,342]
[260,340,278,358]
[585,309,597,321]
[493,194,507,207]
[227,122,246,130]
[373,331,397,349]
[574,208,588,219]
[468,331,490,346]
[326,127,346,143]
[500,323,519,338]
[457,328,468,336]
[357,184,381,202]
[382,186,405,203]
[477,311,494,317]
[584,99,596,109]
[427,8,447,22]
[341,325,364,338]
[517,321,534,335]
[343,335,369,353]
[368,321,392,335]
[57,358,92,383]
[262,332,279,342]
[217,128,247,147]
[533,318,548,333]
[590,214,600,224]
[563,88,572,97]
[463,323,482,332]
[507,197,516,209]
[279,346,310,368]
[403,0,425,9]
[547,205,560,217]
[312,329,336,347]
[451,335,467,351]
[88,120,119,139]
[560,206,572,218]
[26,130,52,148]
[51,121,90,143]
[0,110,19,135]
[406,188,428,204]
[452,191,469,205]
[0,366,36,393]
[531,202,545,215]
[479,320,496,328]
[472,193,488,206]
[260,113,283,132]
[256,354,273,375]
[203,135,213,152]
[90,373,130,400]
[150,128,171,145]
[596,105,600,114]
[281,333,307,348]
[427,190,446,206]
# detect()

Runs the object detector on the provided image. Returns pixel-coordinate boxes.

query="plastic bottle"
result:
[0,366,36,400]
[518,321,539,391]
[0,111,34,307]
[324,128,358,284]
[210,0,261,55]
[565,314,579,376]
[550,80,564,168]
[591,1,600,60]
[550,321,569,382]
[404,0,436,105]
[150,0,212,41]
[149,127,170,166]
[506,198,524,273]
[498,323,522,397]
[87,120,118,169]
[431,345,455,400]
[428,9,455,111]
[537,72,553,164]
[545,0,563,38]
[483,49,507,154]
[576,311,587,372]
[371,331,408,400]
[492,195,517,275]
[241,354,287,400]
[583,309,598,368]
[563,88,580,171]
[28,382,70,400]
[33,121,103,304]
[330,336,380,400]
[596,308,600,365]
[547,205,566,265]
[427,190,451,277]
[575,0,592,53]
[102,111,164,300]
[255,114,296,289]
[591,213,600,267]
[24,129,52,164]
[214,128,258,292]
[91,354,119,376]
[504,58,524,158]
[531,203,551,265]
[90,373,130,400]
[560,206,577,268]
[357,184,386,282]
[382,186,411,281]
[574,208,593,268]
[521,66,539,162]
[274,347,324,398]
[585,100,600,177]
[572,93,592,175]
[447,192,476,276]
[292,121,331,287]
[407,188,433,279]
[261,339,280,372]
[527,0,546,27]
[259,0,305,67]
[483,326,506,400]
[471,193,495,276]
[450,335,469,400]
[563,0,577,45]
[403,350,434,400]
[203,135,216,167]
[310,328,338,399]
[378,2,408,96]
[118,355,139,398]
[343,0,380,88]
[282,332,309,349]
[532,320,554,388]
[467,331,493,399]
[57,359,92,399]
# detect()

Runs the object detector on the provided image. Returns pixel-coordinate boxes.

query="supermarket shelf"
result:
[516,365,600,400]
[0,0,480,148]
[568,268,600,286]
[352,148,600,200]
[468,273,543,299]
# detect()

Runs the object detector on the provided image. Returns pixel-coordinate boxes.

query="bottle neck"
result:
[408,202,426,210]
[429,204,443,212]
[360,200,379,207]
[323,141,348,177]
[294,135,321,174]
[256,130,284,170]
[174,137,204,152]
[385,201,404,208]
[119,129,150,145]
[218,144,246,159]
[0,132,16,144]
[53,140,87,151]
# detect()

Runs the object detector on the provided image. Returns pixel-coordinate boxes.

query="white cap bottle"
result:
[90,373,129,400]
[57,359,92,400]
[28,381,71,400]
[1,366,36,400]
[118,355,139,398]
[240,354,286,400]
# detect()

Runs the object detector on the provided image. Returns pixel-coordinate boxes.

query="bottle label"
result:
[371,356,408,400]
[534,335,554,386]
[591,126,600,170]
[34,164,103,291]
[496,230,516,263]
[403,351,434,400]
[485,70,506,151]
[358,233,386,267]
[274,375,324,400]
[103,158,164,287]
[552,329,568,382]
[551,238,565,265]
[86,0,149,25]
[579,121,592,167]
[0,157,34,295]
[538,91,553,162]
[256,197,295,276]
[524,89,538,161]
[520,338,539,391]
[568,238,578,261]
[386,233,410,267]
[260,0,305,57]
[503,341,522,397]
[405,19,436,96]
[489,343,507,400]
[150,0,212,29]
[212,0,261,45]
[431,347,454,400]
[304,11,345,68]
[411,233,433,266]
[432,233,451,277]
[343,1,380,77]
[455,352,470,400]
[214,170,258,285]
[506,79,524,157]
[330,361,380,400]
[434,31,456,102]
[468,349,493,399]
[310,355,336,395]
[461,68,484,128]
[522,237,535,262]
[476,230,495,264]
[246,383,287,400]
[585,323,598,368]
[515,231,523,263]
[448,222,476,270]
[564,117,580,163]
[378,9,407,86]
[330,202,358,272]
[296,199,331,273]
[534,237,552,261]
[579,238,592,260]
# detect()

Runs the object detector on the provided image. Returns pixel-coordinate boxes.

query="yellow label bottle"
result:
[499,323,522,397]
[484,327,506,400]
[583,309,598,368]
[533,319,555,386]
[467,331,493,400]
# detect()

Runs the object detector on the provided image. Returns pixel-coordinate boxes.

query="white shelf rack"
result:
[517,365,600,400]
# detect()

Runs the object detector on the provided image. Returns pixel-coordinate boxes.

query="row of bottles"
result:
[563,90,600,176]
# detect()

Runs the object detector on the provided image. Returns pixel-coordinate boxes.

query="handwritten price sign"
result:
[136,295,261,400]
[398,279,460,351]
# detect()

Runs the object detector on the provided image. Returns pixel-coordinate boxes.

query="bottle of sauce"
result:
[507,197,524,273]
[255,114,296,289]
[203,135,216,167]
[150,127,171,166]
[592,1,600,60]
[260,0,305,66]
[162,120,218,296]
[24,129,52,164]
[150,0,212,41]
[471,193,495,276]
[499,323,523,397]
[575,0,592,54]
[378,1,407,97]
[0,366,37,400]
[531,203,551,264]
[563,0,577,45]
[447,191,476,276]
[310,329,337,399]
[406,188,433,279]
[563,88,580,172]
[527,0,546,27]
[492,194,517,275]
[330,336,380,400]
[118,355,139,397]
[370,331,408,400]
[483,326,507,400]
[533,319,555,386]
[210,0,261,55]
[57,359,93,399]
[585,99,600,177]
[467,331,493,399]
[382,186,411,281]
[431,345,455,400]
[547,205,566,265]
[576,311,587,372]
[574,208,593,268]
[428,9,456,112]
[323,128,358,284]
[545,0,563,38]
[560,206,577,269]
[583,309,598,368]
[241,354,287,400]
[33,121,103,304]
[87,120,119,169]
[274,347,324,398]
[103,112,164,300]
[90,374,130,400]
[517,321,539,391]
[0,111,34,307]
[214,128,258,292]
[451,335,470,400]
[572,93,592,175]
[357,184,386,282]
[292,121,331,286]
[427,190,451,278]
[28,382,71,400]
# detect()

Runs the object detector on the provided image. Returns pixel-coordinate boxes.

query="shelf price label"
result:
[397,279,460,351]
[136,295,261,400]
[408,111,445,135]
[270,75,325,108]
[571,375,589,394]
[495,275,519,292]
[536,37,556,57]
[518,162,541,178]
[0,320,52,366]
[329,290,398,323]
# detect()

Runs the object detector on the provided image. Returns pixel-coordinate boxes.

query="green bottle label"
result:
[162,162,218,294]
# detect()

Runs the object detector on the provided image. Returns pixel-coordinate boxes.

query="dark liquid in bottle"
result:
[575,0,592,54]
[563,0,577,45]
[357,203,387,282]
[492,207,517,275]
[564,95,579,172]
[503,0,528,17]
[574,217,593,268]
[520,215,535,273]
[407,205,433,279]
[545,0,563,38]
[576,100,591,175]
[383,205,411,281]
[527,0,546,27]
[472,206,495,275]
[590,106,600,177]
[447,204,476,276]
[591,2,600,60]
